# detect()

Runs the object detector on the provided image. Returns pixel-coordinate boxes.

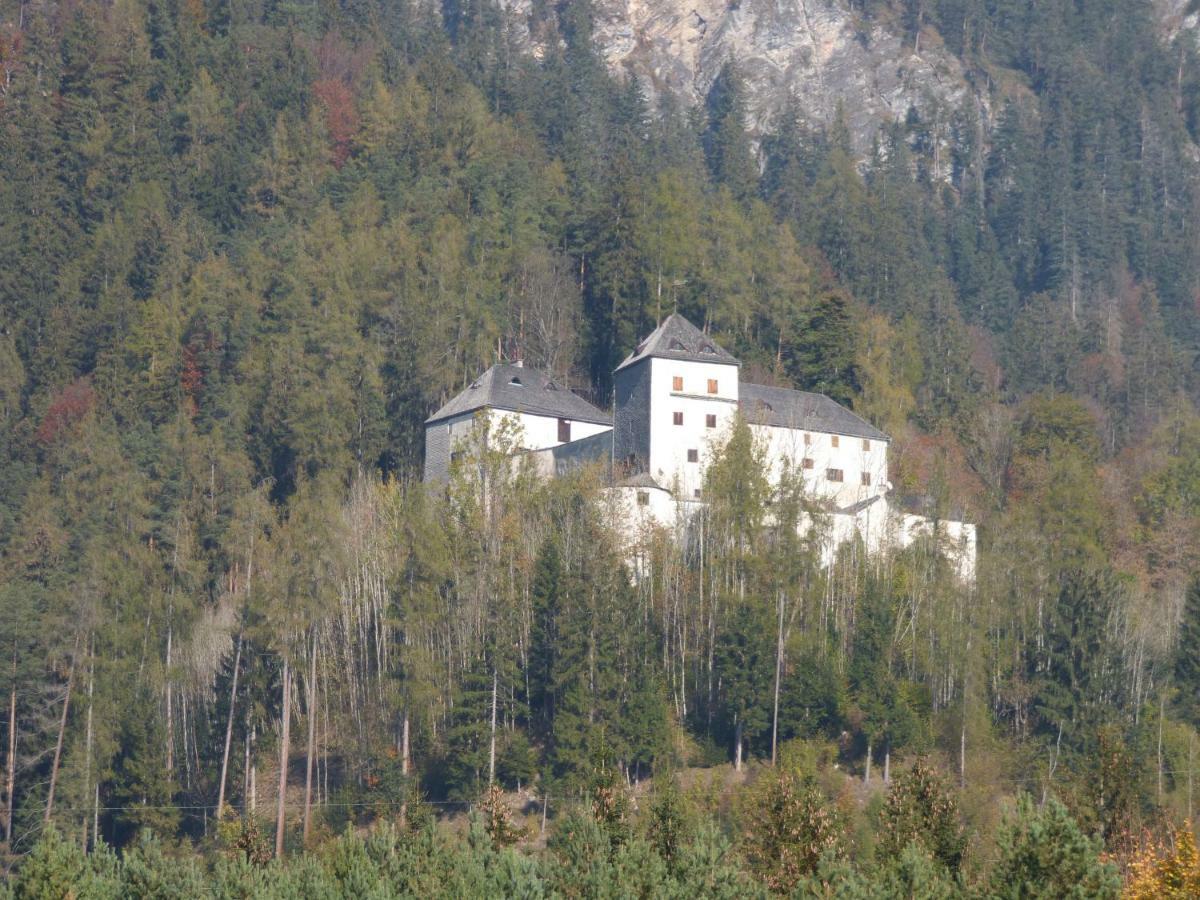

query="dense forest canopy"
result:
[4,0,1200,893]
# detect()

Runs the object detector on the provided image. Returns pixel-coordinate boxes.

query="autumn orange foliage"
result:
[1124,825,1200,899]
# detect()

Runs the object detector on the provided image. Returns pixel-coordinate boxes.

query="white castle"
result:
[424,314,976,578]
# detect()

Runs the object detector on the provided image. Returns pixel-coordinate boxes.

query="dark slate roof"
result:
[426,363,612,426]
[740,382,890,442]
[616,472,668,491]
[616,314,739,372]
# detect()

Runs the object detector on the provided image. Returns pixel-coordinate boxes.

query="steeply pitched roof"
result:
[616,314,739,372]
[426,363,612,426]
[740,382,890,442]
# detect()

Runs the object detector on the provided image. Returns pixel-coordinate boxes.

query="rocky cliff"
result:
[500,0,975,150]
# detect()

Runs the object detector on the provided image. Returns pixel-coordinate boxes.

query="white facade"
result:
[749,423,889,508]
[423,316,977,581]
[644,357,740,499]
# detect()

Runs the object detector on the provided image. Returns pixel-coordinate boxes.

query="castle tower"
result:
[613,314,740,499]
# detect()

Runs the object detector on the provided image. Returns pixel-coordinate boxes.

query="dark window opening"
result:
[802,458,814,470]
[673,411,684,426]
[687,449,699,463]
[827,468,844,482]
[558,418,571,443]
[636,491,649,506]
[672,375,683,391]
[706,414,717,428]
[861,472,871,486]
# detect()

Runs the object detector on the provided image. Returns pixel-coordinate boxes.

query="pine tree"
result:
[1175,577,1200,727]
[703,62,758,202]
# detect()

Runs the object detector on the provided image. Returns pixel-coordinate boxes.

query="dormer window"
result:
[509,377,523,386]
[545,382,558,391]
[668,338,686,351]
[699,342,716,354]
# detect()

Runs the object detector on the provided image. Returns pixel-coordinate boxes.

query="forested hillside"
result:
[4,0,1200,893]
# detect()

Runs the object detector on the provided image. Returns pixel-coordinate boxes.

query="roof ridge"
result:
[616,313,739,371]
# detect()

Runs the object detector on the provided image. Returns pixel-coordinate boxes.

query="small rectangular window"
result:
[861,472,871,486]
[636,491,649,506]
[707,379,718,394]
[827,468,844,483]
[693,488,701,498]
[862,439,871,451]
[673,375,683,391]
[802,458,814,470]
[673,411,683,426]
[687,449,699,463]
[804,433,811,446]
[706,414,717,428]
[831,435,840,448]
[557,418,571,443]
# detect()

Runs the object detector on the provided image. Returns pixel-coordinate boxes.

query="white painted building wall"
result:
[427,409,611,480]
[492,410,611,452]
[749,423,889,508]
[646,357,740,498]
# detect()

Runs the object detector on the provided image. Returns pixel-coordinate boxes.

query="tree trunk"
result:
[5,678,16,846]
[864,739,872,784]
[249,723,257,815]
[401,713,410,777]
[216,633,243,819]
[734,719,743,772]
[399,711,410,829]
[1157,693,1165,801]
[165,623,174,775]
[772,592,784,766]
[83,638,94,848]
[488,668,498,785]
[303,634,317,845]
[44,637,78,823]
[275,658,291,858]
[884,746,891,784]
[4,643,17,847]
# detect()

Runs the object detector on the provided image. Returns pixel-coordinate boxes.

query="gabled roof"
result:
[740,382,889,442]
[616,314,739,372]
[426,363,612,426]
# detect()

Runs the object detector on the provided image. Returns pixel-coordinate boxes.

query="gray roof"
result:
[426,363,612,426]
[616,314,739,372]
[740,382,890,442]
[615,472,667,491]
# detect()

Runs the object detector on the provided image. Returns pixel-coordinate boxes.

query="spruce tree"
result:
[1175,577,1200,727]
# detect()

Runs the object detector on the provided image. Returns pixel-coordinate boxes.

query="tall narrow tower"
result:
[613,314,740,498]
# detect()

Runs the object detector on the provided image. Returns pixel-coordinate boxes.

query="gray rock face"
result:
[1155,0,1200,50]
[500,0,975,151]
